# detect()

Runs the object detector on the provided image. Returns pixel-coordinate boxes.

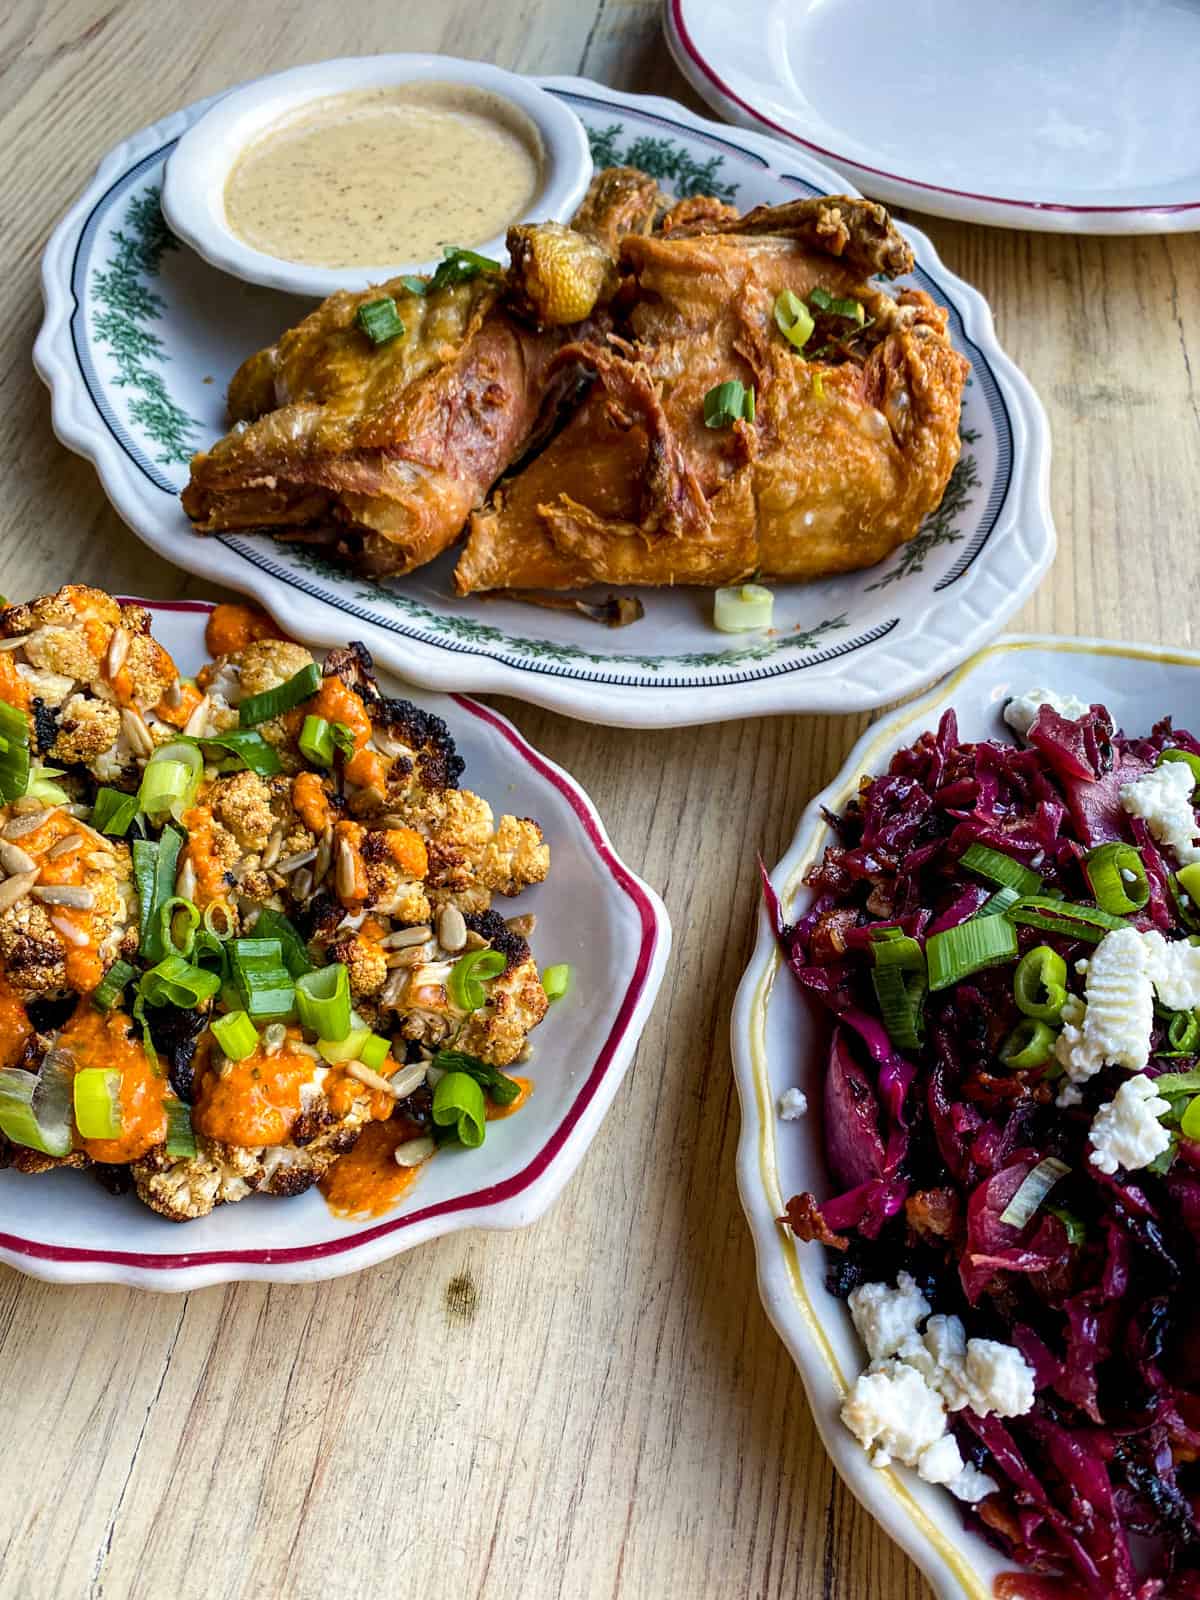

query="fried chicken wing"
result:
[454,197,968,592]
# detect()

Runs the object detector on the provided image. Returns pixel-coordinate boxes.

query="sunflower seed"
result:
[314,826,333,883]
[0,870,38,911]
[291,868,313,900]
[0,636,27,653]
[164,677,184,709]
[86,851,119,871]
[381,969,407,1008]
[346,1060,399,1096]
[182,694,212,737]
[34,884,96,909]
[277,846,317,874]
[336,837,357,899]
[11,797,50,817]
[0,841,36,875]
[121,707,154,758]
[261,828,284,870]
[51,913,89,947]
[506,913,536,938]
[388,1062,427,1100]
[380,924,431,950]
[175,858,197,901]
[65,803,91,818]
[464,929,488,951]
[385,946,428,969]
[45,832,84,861]
[437,904,467,953]
[104,627,130,679]
[262,1023,287,1055]
[393,1135,436,1168]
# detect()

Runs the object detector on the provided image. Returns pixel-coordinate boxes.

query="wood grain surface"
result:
[0,3,1195,1598]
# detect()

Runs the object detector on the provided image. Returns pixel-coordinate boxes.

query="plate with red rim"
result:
[34,72,1052,727]
[0,598,670,1292]
[665,0,1200,234]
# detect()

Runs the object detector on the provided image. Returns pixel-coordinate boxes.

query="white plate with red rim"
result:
[34,73,1052,727]
[0,599,670,1292]
[730,633,1200,1599]
[665,0,1200,233]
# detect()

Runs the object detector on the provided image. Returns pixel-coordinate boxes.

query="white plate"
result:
[730,633,1200,1599]
[665,0,1200,233]
[0,599,670,1292]
[34,74,1052,728]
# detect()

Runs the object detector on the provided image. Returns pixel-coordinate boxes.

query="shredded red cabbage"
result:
[771,701,1200,1597]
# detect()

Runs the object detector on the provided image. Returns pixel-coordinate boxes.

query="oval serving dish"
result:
[0,599,670,1292]
[730,633,1200,1598]
[161,55,593,298]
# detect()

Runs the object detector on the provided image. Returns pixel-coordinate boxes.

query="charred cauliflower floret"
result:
[325,932,389,1000]
[425,792,550,914]
[211,769,276,851]
[477,815,550,896]
[454,913,549,1067]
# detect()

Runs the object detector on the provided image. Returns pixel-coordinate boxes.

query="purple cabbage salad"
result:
[769,693,1200,1600]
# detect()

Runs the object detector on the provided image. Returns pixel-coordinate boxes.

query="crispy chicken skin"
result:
[455,198,969,591]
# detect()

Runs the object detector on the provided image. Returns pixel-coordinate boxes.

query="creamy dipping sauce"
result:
[224,82,544,267]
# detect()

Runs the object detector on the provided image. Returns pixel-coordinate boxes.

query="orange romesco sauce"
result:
[304,676,385,791]
[385,827,428,878]
[21,810,106,990]
[486,1075,532,1120]
[180,804,229,907]
[292,770,331,834]
[205,602,288,657]
[154,680,204,729]
[0,651,30,711]
[319,1116,427,1218]
[59,1005,169,1162]
[0,977,32,1071]
[192,1034,321,1147]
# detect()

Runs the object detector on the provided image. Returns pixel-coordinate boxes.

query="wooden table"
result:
[1,3,1195,1597]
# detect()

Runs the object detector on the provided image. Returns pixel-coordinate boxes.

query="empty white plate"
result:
[665,0,1200,231]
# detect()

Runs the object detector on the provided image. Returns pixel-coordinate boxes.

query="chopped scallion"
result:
[165,1098,197,1159]
[1085,842,1150,915]
[960,843,1042,896]
[137,741,203,822]
[238,662,321,729]
[295,962,352,1041]
[998,1156,1070,1229]
[713,583,773,634]
[703,380,756,429]
[1013,945,1068,1023]
[139,955,221,1009]
[1006,895,1127,943]
[808,285,866,323]
[447,948,506,1013]
[180,730,283,776]
[432,1070,487,1148]
[870,931,926,1050]
[318,1027,371,1065]
[358,1033,390,1071]
[0,1054,72,1156]
[73,1068,122,1140]
[773,289,814,351]
[0,698,30,805]
[93,958,136,1012]
[212,1009,259,1062]
[1183,1095,1200,1143]
[1167,1011,1200,1053]
[91,786,140,836]
[431,1047,522,1106]
[1046,1205,1087,1247]
[428,246,503,293]
[229,936,296,1020]
[356,296,406,345]
[926,915,1018,991]
[998,1018,1057,1070]
[299,715,334,768]
[541,964,571,1001]
[249,909,313,977]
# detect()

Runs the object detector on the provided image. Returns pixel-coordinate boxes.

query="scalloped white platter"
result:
[731,634,1200,1600]
[35,74,1053,728]
[0,600,670,1292]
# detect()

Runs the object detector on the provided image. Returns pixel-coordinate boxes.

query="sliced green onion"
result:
[977,885,1022,918]
[249,909,313,977]
[428,245,503,292]
[960,843,1043,896]
[238,662,321,729]
[25,766,70,806]
[1153,1069,1200,1097]
[73,1068,122,1140]
[999,1018,1057,1070]
[927,915,1018,991]
[299,715,334,768]
[137,741,203,822]
[1006,895,1128,943]
[1176,862,1200,906]
[158,896,200,960]
[1182,1095,1200,1143]
[432,1047,522,1106]
[318,1027,371,1065]
[541,964,571,1001]
[808,285,866,322]
[92,786,140,835]
[1014,945,1068,1022]
[0,1054,72,1156]
[356,296,406,345]
[1047,1205,1087,1247]
[0,699,30,805]
[136,825,184,964]
[202,902,235,941]
[180,730,283,776]
[212,1009,259,1062]
[870,931,926,1050]
[713,583,773,634]
[703,380,755,429]
[165,1098,197,1159]
[774,289,814,351]
[331,721,356,758]
[1084,842,1150,915]
[998,1156,1070,1229]
[140,955,221,1009]
[432,1070,487,1148]
[295,963,351,1041]
[398,274,428,296]
[93,958,136,1012]
[447,948,506,1013]
[358,1033,390,1071]
[229,937,296,1020]
[1168,1011,1200,1053]
[1158,748,1200,791]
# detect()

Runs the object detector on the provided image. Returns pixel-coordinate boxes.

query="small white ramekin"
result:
[161,54,593,298]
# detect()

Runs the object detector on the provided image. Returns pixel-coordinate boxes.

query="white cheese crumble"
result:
[1003,686,1090,742]
[777,1087,809,1121]
[1142,930,1200,1012]
[1120,760,1200,865]
[1088,1073,1171,1176]
[841,1279,1031,1504]
[1054,926,1155,1103]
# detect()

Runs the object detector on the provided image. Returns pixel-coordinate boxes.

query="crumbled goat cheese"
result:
[848,1271,930,1362]
[962,1339,1038,1418]
[1088,1073,1171,1176]
[841,1360,948,1471]
[914,1432,998,1502]
[1003,686,1090,742]
[777,1087,808,1120]
[1120,760,1200,865]
[1142,930,1200,1012]
[898,1314,972,1411]
[1054,926,1155,1104]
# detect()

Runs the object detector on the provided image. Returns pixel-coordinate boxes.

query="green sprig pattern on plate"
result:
[90,186,198,468]
[585,123,738,202]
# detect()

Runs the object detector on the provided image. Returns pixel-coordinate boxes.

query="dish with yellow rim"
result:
[729,633,1200,1600]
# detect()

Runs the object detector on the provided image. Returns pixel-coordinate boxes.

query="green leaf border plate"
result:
[35,75,1053,728]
